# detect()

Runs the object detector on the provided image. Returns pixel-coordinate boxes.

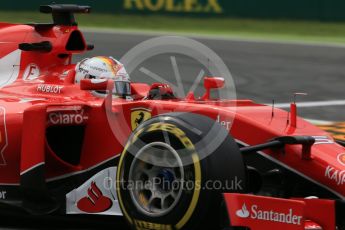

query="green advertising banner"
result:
[2,0,345,21]
[121,0,224,14]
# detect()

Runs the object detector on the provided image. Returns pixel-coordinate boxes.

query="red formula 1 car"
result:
[0,4,343,230]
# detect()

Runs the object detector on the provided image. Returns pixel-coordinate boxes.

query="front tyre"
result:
[116,113,246,230]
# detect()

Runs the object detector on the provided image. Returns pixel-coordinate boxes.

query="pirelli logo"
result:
[134,220,172,230]
[318,122,345,141]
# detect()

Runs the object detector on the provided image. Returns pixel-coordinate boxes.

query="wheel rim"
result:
[128,142,185,217]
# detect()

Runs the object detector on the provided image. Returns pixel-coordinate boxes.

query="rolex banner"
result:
[2,0,345,21]
[122,0,224,15]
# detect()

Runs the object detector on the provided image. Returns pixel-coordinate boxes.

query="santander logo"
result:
[236,203,250,218]
[235,203,303,225]
[77,182,113,213]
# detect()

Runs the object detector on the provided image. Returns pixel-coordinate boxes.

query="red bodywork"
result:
[0,14,343,230]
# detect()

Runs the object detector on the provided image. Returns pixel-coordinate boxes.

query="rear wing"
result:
[39,4,91,26]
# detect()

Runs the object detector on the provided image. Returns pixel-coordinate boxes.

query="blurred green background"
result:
[1,0,345,43]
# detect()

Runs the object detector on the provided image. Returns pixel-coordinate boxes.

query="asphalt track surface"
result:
[3,31,345,229]
[80,31,345,122]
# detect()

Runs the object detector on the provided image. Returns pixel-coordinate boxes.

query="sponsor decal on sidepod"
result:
[49,109,88,125]
[216,115,231,130]
[236,203,303,225]
[325,166,345,186]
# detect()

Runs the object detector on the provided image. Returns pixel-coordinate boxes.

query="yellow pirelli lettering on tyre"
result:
[134,219,173,230]
[146,122,202,229]
[131,127,145,144]
[119,122,202,229]
[117,148,133,225]
[176,153,201,230]
[147,123,195,150]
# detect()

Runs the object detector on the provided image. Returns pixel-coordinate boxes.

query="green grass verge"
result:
[2,11,345,44]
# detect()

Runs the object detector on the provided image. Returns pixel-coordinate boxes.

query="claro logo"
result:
[236,203,303,225]
[49,109,88,125]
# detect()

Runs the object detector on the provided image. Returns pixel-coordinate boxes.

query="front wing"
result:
[224,193,343,230]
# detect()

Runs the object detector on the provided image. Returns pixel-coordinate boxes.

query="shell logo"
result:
[337,153,345,166]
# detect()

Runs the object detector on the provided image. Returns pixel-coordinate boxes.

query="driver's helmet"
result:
[75,56,131,97]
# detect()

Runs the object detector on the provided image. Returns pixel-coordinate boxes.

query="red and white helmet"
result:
[75,56,131,96]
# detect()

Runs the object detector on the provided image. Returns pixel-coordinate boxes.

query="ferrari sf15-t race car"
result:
[0,4,343,230]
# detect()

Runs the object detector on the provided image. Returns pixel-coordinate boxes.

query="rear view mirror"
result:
[202,77,225,100]
[80,79,113,91]
[204,77,225,89]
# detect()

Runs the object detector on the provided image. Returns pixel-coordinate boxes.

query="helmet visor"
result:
[114,81,131,96]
